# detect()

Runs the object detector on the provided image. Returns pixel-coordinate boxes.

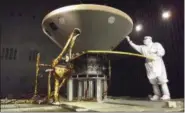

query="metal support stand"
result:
[67,54,109,102]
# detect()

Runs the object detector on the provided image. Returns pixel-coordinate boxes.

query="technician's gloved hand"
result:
[125,36,131,42]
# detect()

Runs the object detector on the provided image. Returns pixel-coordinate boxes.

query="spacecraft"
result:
[33,4,152,104]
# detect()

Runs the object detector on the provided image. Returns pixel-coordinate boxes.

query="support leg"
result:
[88,80,94,98]
[78,80,83,100]
[83,80,88,99]
[103,79,108,100]
[47,71,52,103]
[96,79,102,102]
[67,78,73,101]
[33,53,40,98]
[59,78,67,89]
[54,78,60,103]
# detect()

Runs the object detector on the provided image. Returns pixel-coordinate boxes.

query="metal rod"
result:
[54,76,60,102]
[47,71,52,102]
[39,64,51,67]
[69,31,79,59]
[69,50,154,62]
[83,80,88,98]
[108,60,111,79]
[88,80,94,98]
[86,50,154,60]
[33,53,40,97]
[96,79,102,102]
[67,78,73,101]
[103,79,108,100]
[59,78,67,89]
[52,28,81,67]
[107,60,111,97]
[78,80,83,100]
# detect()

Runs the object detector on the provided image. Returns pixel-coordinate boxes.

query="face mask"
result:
[143,39,152,46]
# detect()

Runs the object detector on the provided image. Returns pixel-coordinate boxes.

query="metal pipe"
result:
[39,64,51,67]
[106,60,111,98]
[47,71,52,102]
[96,79,102,102]
[69,30,80,59]
[108,60,111,78]
[86,50,154,60]
[88,80,94,98]
[52,28,81,67]
[33,53,40,97]
[78,80,83,100]
[54,77,60,102]
[67,78,73,101]
[83,80,88,98]
[103,79,108,100]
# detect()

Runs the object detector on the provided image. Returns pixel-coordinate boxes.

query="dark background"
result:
[0,0,184,98]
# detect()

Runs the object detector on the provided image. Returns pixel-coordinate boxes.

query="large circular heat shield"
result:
[42,4,133,52]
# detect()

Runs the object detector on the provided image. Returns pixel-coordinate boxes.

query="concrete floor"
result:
[62,101,184,112]
[1,98,184,112]
[1,104,73,112]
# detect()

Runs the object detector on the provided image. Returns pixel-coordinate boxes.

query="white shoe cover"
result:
[150,95,160,101]
[160,95,171,100]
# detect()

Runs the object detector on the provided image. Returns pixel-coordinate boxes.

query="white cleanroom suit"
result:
[126,36,171,101]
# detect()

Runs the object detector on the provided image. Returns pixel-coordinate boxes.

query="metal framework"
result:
[32,28,81,104]
[32,28,154,104]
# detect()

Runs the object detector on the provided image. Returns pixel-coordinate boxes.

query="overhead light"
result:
[162,11,171,20]
[135,24,143,32]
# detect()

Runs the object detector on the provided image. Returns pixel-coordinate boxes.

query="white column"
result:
[83,80,88,98]
[78,80,82,100]
[88,80,94,98]
[67,78,73,101]
[96,79,102,102]
[103,79,108,100]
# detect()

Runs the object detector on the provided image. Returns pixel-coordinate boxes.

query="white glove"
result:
[125,36,131,42]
